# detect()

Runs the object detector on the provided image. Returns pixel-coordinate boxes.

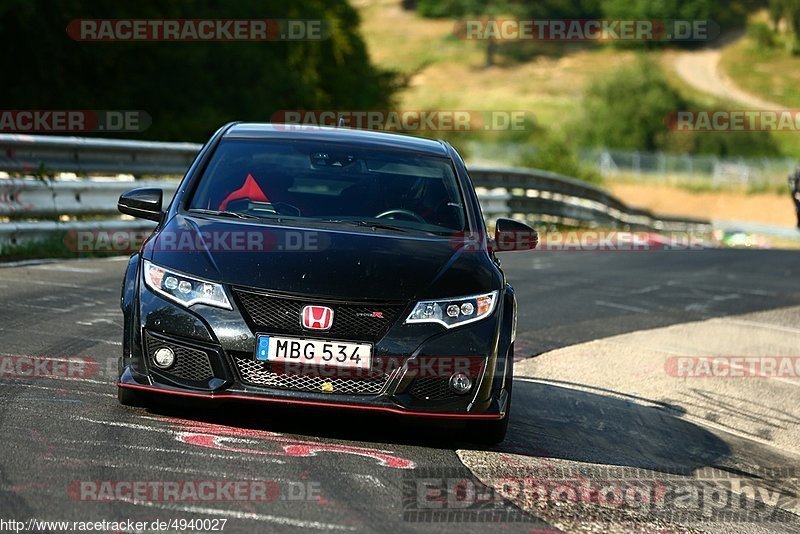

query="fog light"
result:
[449,372,472,394]
[153,347,175,369]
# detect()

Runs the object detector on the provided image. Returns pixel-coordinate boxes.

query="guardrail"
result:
[468,167,709,232]
[0,135,711,251]
[466,140,795,186]
[0,179,178,217]
[0,134,200,175]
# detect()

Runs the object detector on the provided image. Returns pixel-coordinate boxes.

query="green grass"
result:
[719,36,800,157]
[358,0,643,163]
[356,1,798,163]
[659,52,738,109]
[0,233,126,263]
[720,37,800,108]
[356,0,640,136]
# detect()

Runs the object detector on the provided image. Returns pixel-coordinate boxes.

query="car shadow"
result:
[497,379,730,472]
[143,377,731,475]
[135,378,741,529]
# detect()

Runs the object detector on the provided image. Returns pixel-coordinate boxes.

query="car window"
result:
[187,139,466,234]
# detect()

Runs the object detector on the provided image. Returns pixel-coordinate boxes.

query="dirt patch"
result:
[607,182,796,227]
[671,31,783,109]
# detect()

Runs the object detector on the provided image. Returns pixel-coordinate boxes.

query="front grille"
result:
[145,332,214,383]
[409,377,461,401]
[234,354,390,395]
[234,289,405,342]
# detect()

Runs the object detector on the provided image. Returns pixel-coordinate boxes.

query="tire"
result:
[470,346,513,445]
[117,386,151,408]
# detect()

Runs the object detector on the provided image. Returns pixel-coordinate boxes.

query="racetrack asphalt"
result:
[0,248,798,532]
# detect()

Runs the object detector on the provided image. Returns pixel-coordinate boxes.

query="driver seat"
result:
[218,174,269,211]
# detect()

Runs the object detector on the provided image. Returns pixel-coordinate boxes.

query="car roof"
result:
[223,123,450,157]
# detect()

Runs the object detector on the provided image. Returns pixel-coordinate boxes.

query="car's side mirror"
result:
[118,188,163,222]
[493,218,538,252]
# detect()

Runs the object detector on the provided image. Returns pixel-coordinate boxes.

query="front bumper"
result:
[120,273,513,420]
[118,373,508,420]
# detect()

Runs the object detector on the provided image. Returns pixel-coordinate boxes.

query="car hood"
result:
[145,214,500,302]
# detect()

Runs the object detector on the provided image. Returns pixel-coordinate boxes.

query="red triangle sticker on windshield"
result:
[218,174,269,211]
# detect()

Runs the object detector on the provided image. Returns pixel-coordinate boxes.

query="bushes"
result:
[516,135,603,185]
[747,21,776,49]
[691,130,781,158]
[576,57,781,158]
[769,0,800,54]
[416,0,479,17]
[576,57,684,151]
[601,0,749,40]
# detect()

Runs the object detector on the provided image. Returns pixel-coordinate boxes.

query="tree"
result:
[417,0,608,66]
[577,57,686,151]
[770,0,800,53]
[0,0,400,141]
[418,0,521,67]
[601,0,755,48]
[576,57,779,157]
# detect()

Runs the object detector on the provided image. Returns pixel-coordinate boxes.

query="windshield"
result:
[187,139,466,235]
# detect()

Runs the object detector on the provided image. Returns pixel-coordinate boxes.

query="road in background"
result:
[508,248,800,355]
[0,249,798,532]
[671,31,782,109]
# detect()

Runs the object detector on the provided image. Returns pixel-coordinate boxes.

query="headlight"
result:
[142,259,232,310]
[405,291,498,329]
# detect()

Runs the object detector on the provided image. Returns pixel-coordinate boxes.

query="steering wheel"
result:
[375,209,426,223]
[272,202,301,217]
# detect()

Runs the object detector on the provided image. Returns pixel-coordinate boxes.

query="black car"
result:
[116,123,537,443]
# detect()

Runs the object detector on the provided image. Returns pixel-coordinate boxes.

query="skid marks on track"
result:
[160,416,417,470]
[72,414,416,470]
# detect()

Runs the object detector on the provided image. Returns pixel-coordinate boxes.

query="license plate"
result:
[255,335,372,370]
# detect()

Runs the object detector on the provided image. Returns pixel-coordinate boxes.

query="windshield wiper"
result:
[187,209,263,220]
[316,219,411,233]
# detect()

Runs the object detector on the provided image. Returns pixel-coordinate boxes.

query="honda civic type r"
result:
[116,123,537,443]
